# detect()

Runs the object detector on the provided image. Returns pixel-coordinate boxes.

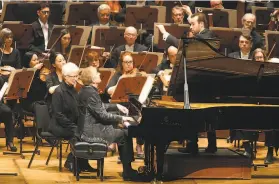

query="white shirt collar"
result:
[100,22,109,26]
[38,18,48,27]
[240,51,250,60]
[125,44,134,52]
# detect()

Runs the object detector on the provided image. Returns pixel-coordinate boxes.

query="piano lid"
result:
[168,38,279,104]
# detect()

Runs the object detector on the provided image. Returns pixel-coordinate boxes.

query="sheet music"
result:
[138,76,154,104]
[0,82,8,101]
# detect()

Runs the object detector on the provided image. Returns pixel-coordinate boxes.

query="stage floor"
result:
[1,137,279,184]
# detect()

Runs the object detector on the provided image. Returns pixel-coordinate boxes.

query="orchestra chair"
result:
[70,139,108,181]
[27,102,68,172]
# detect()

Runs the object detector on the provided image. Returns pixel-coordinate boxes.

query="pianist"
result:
[78,66,140,180]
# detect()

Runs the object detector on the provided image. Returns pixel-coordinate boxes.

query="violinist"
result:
[107,26,148,68]
[85,51,101,68]
[21,52,47,112]
[96,4,112,26]
[45,52,66,111]
[0,28,21,77]
[106,51,145,158]
[252,48,267,62]
[54,29,71,61]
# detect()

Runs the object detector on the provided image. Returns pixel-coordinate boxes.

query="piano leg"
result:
[155,141,170,181]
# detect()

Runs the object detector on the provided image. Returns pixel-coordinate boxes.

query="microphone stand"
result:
[181,38,190,109]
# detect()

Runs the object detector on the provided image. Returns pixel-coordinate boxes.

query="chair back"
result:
[33,101,51,132]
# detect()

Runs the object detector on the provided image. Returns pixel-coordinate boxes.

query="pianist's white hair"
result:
[62,62,79,76]
[268,58,279,64]
[98,4,111,13]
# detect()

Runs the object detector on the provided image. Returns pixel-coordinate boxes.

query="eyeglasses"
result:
[41,10,50,15]
[255,56,264,60]
[125,33,137,38]
[66,75,78,78]
[99,13,110,17]
[123,60,133,64]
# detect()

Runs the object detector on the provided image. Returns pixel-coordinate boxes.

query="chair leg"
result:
[97,160,100,177]
[28,140,39,168]
[100,158,104,181]
[73,156,76,176]
[75,156,79,181]
[46,144,55,165]
[65,143,70,153]
[59,140,62,172]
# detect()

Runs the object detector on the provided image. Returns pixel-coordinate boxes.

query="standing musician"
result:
[157,13,217,154]
[106,26,148,68]
[78,66,141,181]
[48,62,95,172]
[21,52,47,113]
[0,28,21,77]
[29,2,53,56]
[54,29,72,61]
[106,51,145,158]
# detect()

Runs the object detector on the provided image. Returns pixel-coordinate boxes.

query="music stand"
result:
[195,7,237,28]
[64,2,102,26]
[91,26,126,51]
[47,25,91,50]
[209,27,242,55]
[111,76,148,103]
[125,5,166,31]
[0,2,63,24]
[3,68,36,159]
[67,45,105,67]
[265,30,279,59]
[251,6,278,31]
[98,68,116,94]
[2,21,33,50]
[154,23,190,50]
[120,51,163,73]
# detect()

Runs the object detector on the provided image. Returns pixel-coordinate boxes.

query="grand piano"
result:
[128,38,279,181]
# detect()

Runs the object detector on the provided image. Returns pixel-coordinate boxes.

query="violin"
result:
[106,0,122,13]
[0,66,14,76]
[37,57,51,82]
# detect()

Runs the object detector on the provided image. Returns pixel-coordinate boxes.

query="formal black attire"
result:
[106,43,148,68]
[48,81,78,138]
[78,85,134,165]
[45,72,61,114]
[29,20,53,54]
[0,49,21,69]
[0,102,14,144]
[165,28,216,48]
[250,28,264,51]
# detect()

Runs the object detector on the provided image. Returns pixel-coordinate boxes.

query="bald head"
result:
[124,26,138,46]
[168,46,178,65]
[210,0,224,9]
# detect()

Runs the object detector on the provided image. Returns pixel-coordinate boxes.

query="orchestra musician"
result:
[21,52,47,112]
[45,52,66,112]
[106,51,145,158]
[54,29,71,61]
[228,35,253,60]
[0,28,21,77]
[106,26,148,68]
[29,2,53,57]
[48,62,96,173]
[78,66,141,181]
[252,48,267,62]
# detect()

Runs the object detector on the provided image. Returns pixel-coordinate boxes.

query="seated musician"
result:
[45,52,66,111]
[252,48,267,62]
[54,29,71,60]
[95,4,112,26]
[241,13,263,51]
[106,26,148,68]
[78,66,141,180]
[269,9,279,31]
[153,46,178,95]
[171,6,187,24]
[80,51,101,68]
[156,12,216,48]
[29,2,53,57]
[0,86,17,152]
[21,52,47,112]
[228,35,253,60]
[106,51,145,158]
[48,62,95,172]
[0,28,21,79]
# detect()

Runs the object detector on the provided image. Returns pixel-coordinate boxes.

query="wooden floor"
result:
[1,137,279,184]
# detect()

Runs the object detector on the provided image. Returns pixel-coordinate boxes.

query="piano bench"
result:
[70,141,108,181]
